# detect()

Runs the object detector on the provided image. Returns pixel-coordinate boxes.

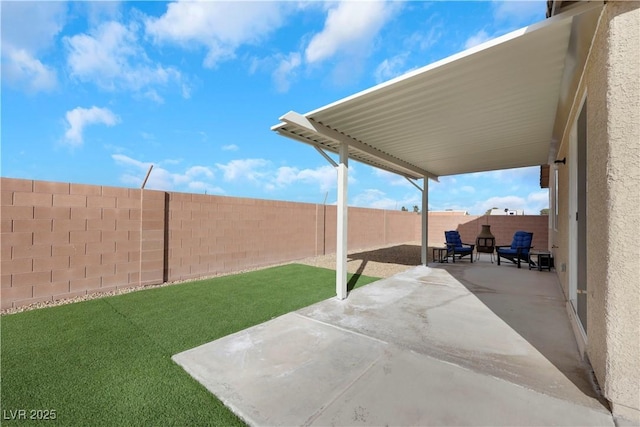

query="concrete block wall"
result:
[1,178,165,309]
[166,193,320,281]
[430,212,549,250]
[383,210,421,246]
[1,177,548,309]
[165,196,420,282]
[345,208,417,250]
[0,178,423,308]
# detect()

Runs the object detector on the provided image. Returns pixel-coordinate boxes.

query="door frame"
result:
[568,93,588,347]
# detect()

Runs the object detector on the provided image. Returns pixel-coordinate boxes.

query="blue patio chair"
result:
[444,230,475,263]
[496,231,534,268]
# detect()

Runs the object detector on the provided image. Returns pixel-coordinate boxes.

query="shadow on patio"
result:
[348,244,424,266]
[346,244,423,291]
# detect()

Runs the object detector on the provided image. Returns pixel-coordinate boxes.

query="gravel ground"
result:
[295,241,426,278]
[1,242,427,316]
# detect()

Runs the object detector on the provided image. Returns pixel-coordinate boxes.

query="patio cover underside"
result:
[272,9,588,180]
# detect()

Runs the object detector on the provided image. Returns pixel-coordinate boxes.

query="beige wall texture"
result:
[585,2,640,420]
[550,2,640,420]
[0,178,164,309]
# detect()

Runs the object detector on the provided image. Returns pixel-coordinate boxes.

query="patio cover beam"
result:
[314,146,338,168]
[279,111,438,182]
[405,176,429,265]
[336,143,349,299]
[403,176,429,265]
[310,139,349,298]
[421,178,428,266]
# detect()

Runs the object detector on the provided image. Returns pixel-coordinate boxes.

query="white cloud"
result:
[186,166,214,179]
[214,159,354,194]
[83,1,122,27]
[216,159,271,183]
[461,185,475,194]
[112,153,149,169]
[112,154,221,193]
[373,168,416,188]
[427,175,457,197]
[469,190,548,215]
[65,21,183,98]
[222,144,239,151]
[406,19,443,51]
[305,1,397,64]
[471,195,524,215]
[145,1,290,68]
[464,30,491,49]
[1,1,66,92]
[1,48,58,93]
[526,190,550,213]
[121,152,367,195]
[274,165,338,192]
[248,1,398,91]
[64,106,120,146]
[181,83,192,99]
[1,1,67,52]
[492,1,546,24]
[374,53,412,84]
[143,89,164,104]
[461,2,546,53]
[352,188,419,210]
[272,52,301,93]
[373,12,441,85]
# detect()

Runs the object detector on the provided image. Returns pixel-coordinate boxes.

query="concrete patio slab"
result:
[173,262,614,426]
[174,313,388,426]
[312,346,611,427]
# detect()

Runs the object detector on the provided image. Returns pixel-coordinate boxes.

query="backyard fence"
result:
[1,177,548,309]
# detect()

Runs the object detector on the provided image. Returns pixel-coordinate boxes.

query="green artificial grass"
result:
[0,264,379,426]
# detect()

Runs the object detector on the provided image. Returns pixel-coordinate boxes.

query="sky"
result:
[1,0,550,215]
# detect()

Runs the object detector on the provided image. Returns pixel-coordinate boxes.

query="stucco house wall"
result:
[586,2,640,420]
[551,2,640,420]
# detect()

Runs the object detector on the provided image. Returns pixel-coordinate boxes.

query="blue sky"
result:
[1,0,550,214]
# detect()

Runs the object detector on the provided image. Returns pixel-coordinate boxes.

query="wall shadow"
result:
[346,244,422,293]
[347,244,422,266]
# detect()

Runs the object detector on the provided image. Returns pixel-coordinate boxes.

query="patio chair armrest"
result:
[495,245,510,250]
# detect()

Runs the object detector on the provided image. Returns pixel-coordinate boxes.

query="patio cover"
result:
[271,3,602,299]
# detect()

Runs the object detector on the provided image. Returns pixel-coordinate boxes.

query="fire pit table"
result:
[476,225,496,262]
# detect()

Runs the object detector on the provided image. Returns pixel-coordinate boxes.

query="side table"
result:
[529,250,552,271]
[433,247,449,263]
